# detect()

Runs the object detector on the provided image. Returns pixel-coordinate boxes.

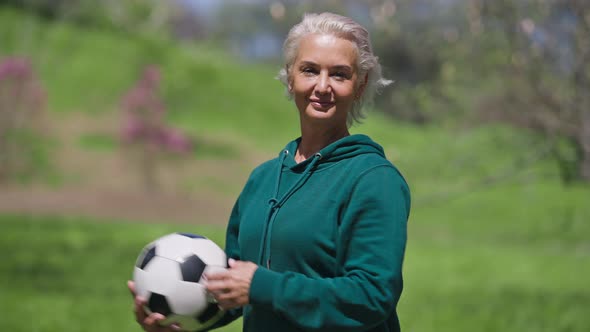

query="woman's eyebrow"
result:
[298,60,318,67]
[331,65,352,71]
[298,61,352,71]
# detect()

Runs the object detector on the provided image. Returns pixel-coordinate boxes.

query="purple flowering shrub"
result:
[0,56,47,182]
[120,65,194,190]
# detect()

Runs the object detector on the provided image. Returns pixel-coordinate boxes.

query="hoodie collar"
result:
[281,134,385,170]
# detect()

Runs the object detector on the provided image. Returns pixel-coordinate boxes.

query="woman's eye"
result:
[332,72,349,79]
[301,67,316,75]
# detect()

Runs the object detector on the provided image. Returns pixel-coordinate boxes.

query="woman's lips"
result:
[310,100,335,109]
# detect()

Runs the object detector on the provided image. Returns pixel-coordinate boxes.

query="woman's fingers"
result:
[127,280,136,297]
[143,313,182,332]
[205,277,229,292]
[134,297,148,324]
[203,269,230,297]
[203,259,257,309]
[143,313,162,331]
[206,277,248,310]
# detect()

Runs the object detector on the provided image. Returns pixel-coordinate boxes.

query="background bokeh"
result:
[1,1,589,331]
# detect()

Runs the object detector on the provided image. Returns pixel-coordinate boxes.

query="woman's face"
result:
[289,34,361,127]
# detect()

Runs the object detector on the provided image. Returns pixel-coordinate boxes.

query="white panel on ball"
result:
[190,240,227,266]
[156,234,199,260]
[166,281,208,315]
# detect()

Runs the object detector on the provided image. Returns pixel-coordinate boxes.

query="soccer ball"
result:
[133,233,227,331]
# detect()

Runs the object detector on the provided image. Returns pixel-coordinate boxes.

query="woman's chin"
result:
[305,110,335,121]
[302,110,348,126]
[307,104,335,116]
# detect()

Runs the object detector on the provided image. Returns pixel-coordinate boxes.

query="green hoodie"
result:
[223,134,410,332]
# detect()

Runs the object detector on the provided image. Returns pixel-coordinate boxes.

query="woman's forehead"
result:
[295,34,358,66]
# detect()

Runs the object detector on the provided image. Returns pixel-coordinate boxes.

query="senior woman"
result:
[129,12,411,332]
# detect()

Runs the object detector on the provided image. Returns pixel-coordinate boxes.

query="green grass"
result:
[0,214,242,332]
[402,245,589,332]
[1,211,588,332]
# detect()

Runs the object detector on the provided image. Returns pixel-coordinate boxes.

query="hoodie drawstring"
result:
[257,151,323,267]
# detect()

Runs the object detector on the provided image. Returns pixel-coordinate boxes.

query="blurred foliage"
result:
[470,0,590,182]
[3,1,590,184]
[0,56,56,184]
[0,0,175,38]
[120,65,194,192]
[374,0,590,182]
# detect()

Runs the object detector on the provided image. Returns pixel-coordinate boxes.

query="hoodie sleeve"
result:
[205,198,244,330]
[248,165,410,332]
[225,197,242,261]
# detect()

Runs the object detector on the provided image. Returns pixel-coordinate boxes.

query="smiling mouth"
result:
[310,100,335,109]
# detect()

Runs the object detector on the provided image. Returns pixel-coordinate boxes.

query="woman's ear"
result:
[356,73,369,99]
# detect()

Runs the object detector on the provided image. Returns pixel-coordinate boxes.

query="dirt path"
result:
[0,187,233,225]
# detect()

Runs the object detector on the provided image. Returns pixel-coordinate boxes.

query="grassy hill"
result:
[1,7,589,332]
[1,7,298,149]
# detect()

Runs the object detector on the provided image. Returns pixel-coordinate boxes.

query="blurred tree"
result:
[213,0,350,61]
[470,0,590,182]
[120,65,193,192]
[370,0,464,123]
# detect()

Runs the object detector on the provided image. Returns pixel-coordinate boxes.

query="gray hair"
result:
[277,12,392,127]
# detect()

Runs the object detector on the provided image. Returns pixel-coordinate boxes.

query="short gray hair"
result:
[278,12,392,127]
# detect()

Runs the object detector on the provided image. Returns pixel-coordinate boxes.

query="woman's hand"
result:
[204,258,258,310]
[127,280,181,331]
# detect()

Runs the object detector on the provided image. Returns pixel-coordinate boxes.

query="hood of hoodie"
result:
[281,134,386,171]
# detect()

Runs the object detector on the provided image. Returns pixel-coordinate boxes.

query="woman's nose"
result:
[315,72,331,94]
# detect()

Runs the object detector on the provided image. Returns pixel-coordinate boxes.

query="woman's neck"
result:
[296,125,350,163]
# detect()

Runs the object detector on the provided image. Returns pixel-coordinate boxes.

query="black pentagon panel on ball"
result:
[147,292,172,316]
[177,232,206,239]
[180,254,206,283]
[136,245,157,270]
[197,303,221,323]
